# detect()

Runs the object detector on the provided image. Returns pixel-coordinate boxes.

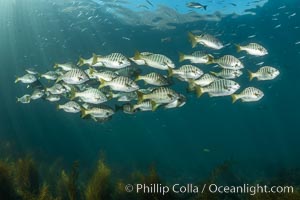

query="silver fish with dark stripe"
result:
[196,79,240,97]
[93,53,130,69]
[81,105,114,118]
[46,94,61,102]
[40,71,58,80]
[57,69,89,84]
[57,101,81,113]
[211,55,244,69]
[188,32,224,49]
[232,87,264,103]
[133,100,158,111]
[71,88,107,104]
[78,54,104,67]
[17,94,31,104]
[46,83,67,95]
[89,68,118,81]
[236,43,268,56]
[54,62,76,71]
[130,52,154,65]
[249,66,279,81]
[134,51,175,70]
[137,87,179,104]
[210,69,243,79]
[15,74,37,84]
[179,51,213,64]
[188,73,219,91]
[99,76,139,92]
[31,89,44,100]
[135,72,169,86]
[168,65,203,80]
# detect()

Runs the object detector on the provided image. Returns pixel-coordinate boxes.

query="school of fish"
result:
[15,31,280,122]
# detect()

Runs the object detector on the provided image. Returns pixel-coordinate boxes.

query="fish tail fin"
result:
[136,91,144,104]
[248,70,254,81]
[151,100,159,111]
[89,67,95,75]
[167,67,173,77]
[80,108,88,118]
[69,88,77,100]
[56,105,61,110]
[134,75,141,82]
[16,97,19,103]
[77,57,85,67]
[206,54,214,64]
[98,78,106,89]
[195,86,204,98]
[235,44,241,52]
[134,51,141,60]
[187,79,196,92]
[54,63,58,69]
[92,53,98,65]
[14,77,19,83]
[231,94,238,103]
[179,52,185,62]
[188,32,197,48]
[203,5,207,10]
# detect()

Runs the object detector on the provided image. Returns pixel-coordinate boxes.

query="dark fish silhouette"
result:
[186,2,207,10]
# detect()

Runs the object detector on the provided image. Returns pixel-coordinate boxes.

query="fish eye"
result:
[106,112,110,116]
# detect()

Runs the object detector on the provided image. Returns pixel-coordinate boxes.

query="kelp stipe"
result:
[15,157,40,199]
[85,159,112,200]
[0,161,19,200]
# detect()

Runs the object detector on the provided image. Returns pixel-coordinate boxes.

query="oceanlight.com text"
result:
[124,183,294,196]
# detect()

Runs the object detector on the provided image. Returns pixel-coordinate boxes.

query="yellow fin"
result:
[80,108,88,118]
[14,78,19,83]
[98,78,107,89]
[77,57,84,67]
[188,32,197,48]
[178,52,185,62]
[136,91,144,104]
[206,54,214,64]
[248,70,254,81]
[134,75,141,82]
[69,88,77,100]
[151,100,159,111]
[167,67,173,77]
[92,53,98,65]
[187,79,195,92]
[134,51,141,60]
[235,44,242,52]
[195,86,203,98]
[56,105,61,110]
[54,63,59,69]
[89,67,95,75]
[231,94,238,103]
